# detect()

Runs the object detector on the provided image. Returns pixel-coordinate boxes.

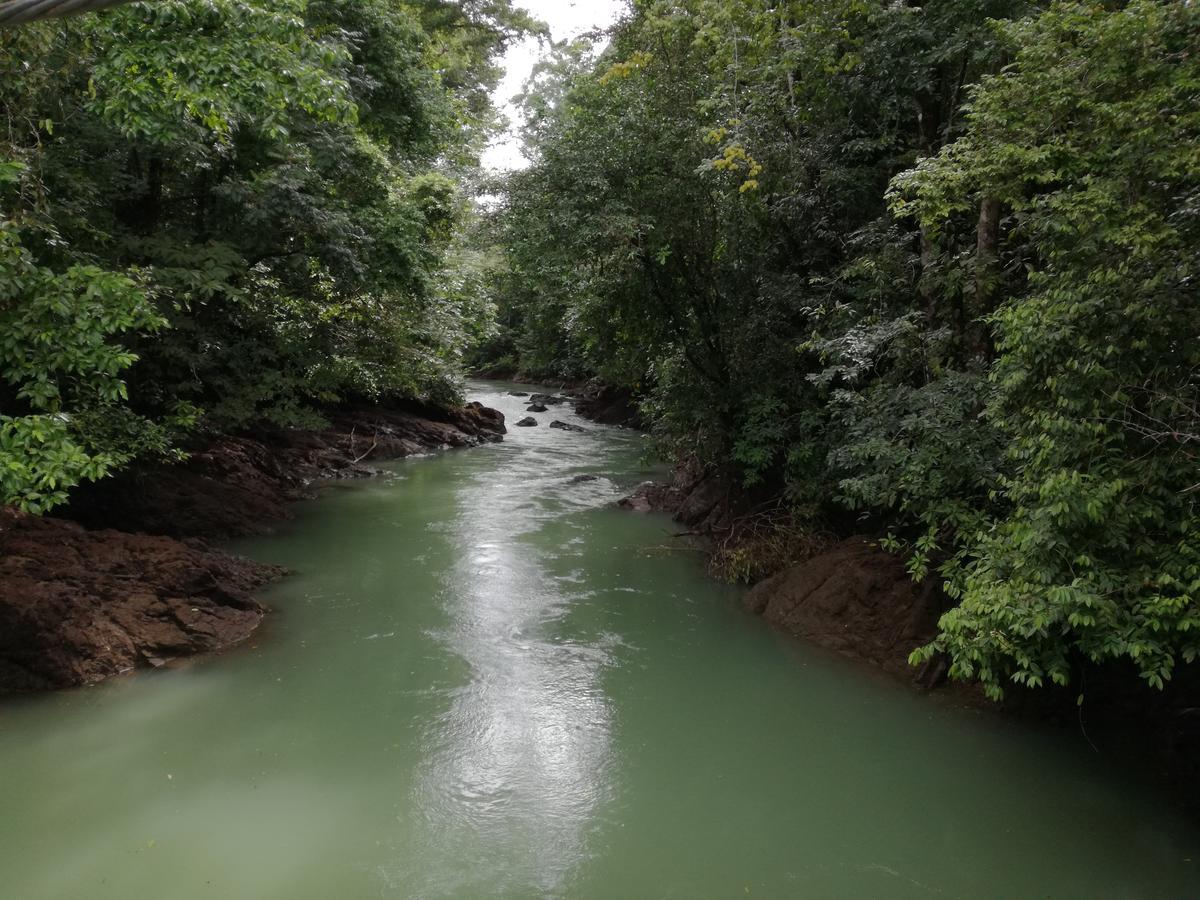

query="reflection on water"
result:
[393,432,620,897]
[0,383,1197,899]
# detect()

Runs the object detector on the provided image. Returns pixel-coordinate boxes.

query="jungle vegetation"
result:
[479,0,1200,699]
[2,0,1197,701]
[0,0,536,512]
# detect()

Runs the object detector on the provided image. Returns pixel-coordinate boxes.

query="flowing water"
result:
[1,382,1198,899]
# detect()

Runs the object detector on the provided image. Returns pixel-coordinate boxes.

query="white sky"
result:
[481,0,626,172]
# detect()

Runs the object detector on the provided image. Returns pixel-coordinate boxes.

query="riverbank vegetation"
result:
[0,0,534,513]
[2,0,1197,705]
[479,0,1200,700]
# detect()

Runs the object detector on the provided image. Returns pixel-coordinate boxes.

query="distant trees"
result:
[488,0,1200,697]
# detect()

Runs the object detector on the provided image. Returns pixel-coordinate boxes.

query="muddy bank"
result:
[621,477,943,679]
[0,510,283,691]
[622,471,1200,696]
[0,400,506,693]
[749,536,1200,811]
[619,471,1200,813]
[743,537,949,682]
[66,400,505,538]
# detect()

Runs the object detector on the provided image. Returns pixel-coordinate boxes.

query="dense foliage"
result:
[4,0,1197,700]
[0,0,534,511]
[485,0,1199,698]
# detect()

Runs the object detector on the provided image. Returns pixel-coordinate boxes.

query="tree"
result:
[900,0,1200,697]
[0,0,535,510]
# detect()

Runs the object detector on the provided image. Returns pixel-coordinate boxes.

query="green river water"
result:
[1,382,1198,899]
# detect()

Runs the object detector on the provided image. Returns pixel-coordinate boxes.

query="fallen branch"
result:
[347,426,380,464]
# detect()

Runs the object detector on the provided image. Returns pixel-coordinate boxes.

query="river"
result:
[0,382,1197,898]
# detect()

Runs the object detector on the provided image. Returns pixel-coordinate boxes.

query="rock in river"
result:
[516,417,539,427]
[550,420,587,433]
[526,403,549,413]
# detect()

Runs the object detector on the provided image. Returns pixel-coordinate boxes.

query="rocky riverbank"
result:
[65,401,507,538]
[617,473,944,679]
[571,383,644,429]
[469,370,645,430]
[0,400,506,693]
[618,468,1200,814]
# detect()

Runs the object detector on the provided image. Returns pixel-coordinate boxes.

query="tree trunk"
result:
[919,226,937,320]
[118,149,164,236]
[975,196,1001,307]
[973,196,1003,359]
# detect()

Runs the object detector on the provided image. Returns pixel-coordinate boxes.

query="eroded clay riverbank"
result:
[618,461,1200,819]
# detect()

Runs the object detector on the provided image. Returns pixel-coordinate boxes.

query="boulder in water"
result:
[516,417,538,427]
[526,403,549,413]
[616,481,686,515]
[507,391,530,397]
[550,420,587,433]
[574,383,644,428]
